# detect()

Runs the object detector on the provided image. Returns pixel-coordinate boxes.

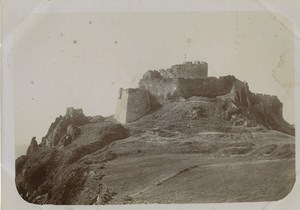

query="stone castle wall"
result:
[139,76,237,102]
[66,107,84,118]
[115,88,151,123]
[143,61,208,80]
[114,61,292,135]
[126,89,151,123]
[248,92,293,134]
[139,78,181,102]
[219,79,251,107]
[160,61,208,79]
[178,76,236,98]
[115,88,129,123]
[249,93,283,119]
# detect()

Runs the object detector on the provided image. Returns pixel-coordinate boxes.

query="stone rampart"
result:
[143,61,208,80]
[115,88,151,123]
[114,61,293,135]
[178,76,236,98]
[139,78,181,102]
[249,93,283,119]
[115,88,129,123]
[139,76,237,102]
[220,79,251,107]
[66,107,84,118]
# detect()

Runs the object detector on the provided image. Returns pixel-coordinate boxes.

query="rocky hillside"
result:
[15,62,295,204]
[15,96,295,204]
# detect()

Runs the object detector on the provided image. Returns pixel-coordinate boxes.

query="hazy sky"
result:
[11,12,295,155]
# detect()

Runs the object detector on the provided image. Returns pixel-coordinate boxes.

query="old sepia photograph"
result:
[4,5,296,207]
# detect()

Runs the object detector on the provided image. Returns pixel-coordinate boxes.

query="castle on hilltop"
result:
[115,61,247,123]
[37,61,294,149]
[114,60,290,136]
[115,61,208,123]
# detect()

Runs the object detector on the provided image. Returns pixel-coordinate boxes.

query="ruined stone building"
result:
[114,61,290,134]
[115,88,151,124]
[115,61,207,123]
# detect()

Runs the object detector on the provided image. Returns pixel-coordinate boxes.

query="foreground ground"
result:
[102,130,295,204]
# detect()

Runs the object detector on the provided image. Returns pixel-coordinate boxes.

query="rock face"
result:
[26,137,38,155]
[41,107,89,147]
[15,61,295,205]
[16,114,129,204]
[59,125,81,147]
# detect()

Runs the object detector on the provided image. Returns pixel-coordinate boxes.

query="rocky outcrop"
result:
[59,125,81,147]
[16,147,58,202]
[26,137,38,155]
[16,116,129,204]
[15,155,28,175]
[41,107,89,147]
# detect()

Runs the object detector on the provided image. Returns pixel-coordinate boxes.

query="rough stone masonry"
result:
[115,61,208,123]
[114,61,293,136]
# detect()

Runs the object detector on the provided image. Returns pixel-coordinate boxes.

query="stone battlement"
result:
[252,93,278,99]
[143,61,208,80]
[66,107,84,118]
[249,92,282,108]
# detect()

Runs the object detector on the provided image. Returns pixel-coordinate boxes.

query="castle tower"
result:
[66,107,84,118]
[115,88,151,123]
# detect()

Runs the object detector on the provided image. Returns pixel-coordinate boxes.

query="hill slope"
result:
[15,96,295,204]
